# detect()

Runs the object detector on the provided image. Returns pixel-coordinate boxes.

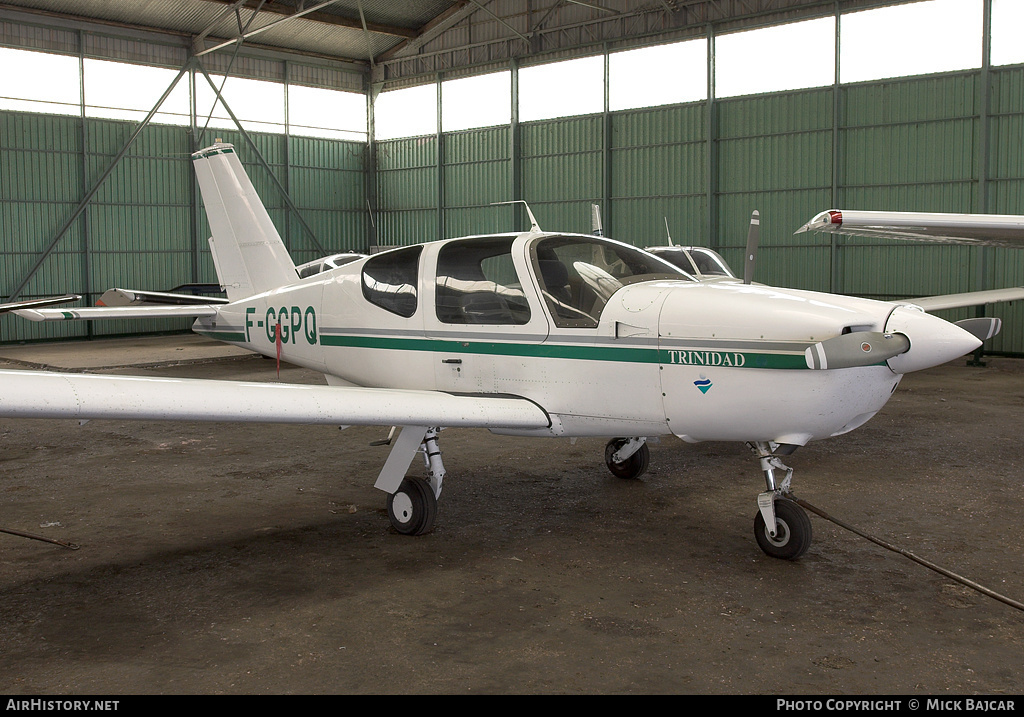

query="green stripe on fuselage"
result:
[194,328,247,342]
[318,333,810,369]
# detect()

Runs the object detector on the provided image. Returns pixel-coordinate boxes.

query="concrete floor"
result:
[0,334,1022,695]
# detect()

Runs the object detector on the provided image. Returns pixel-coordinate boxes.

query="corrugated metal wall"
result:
[716,89,834,292]
[375,135,438,246]
[520,116,604,232]
[1,112,368,342]
[443,125,511,237]
[608,103,706,251]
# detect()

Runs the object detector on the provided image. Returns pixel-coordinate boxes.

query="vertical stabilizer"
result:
[192,143,296,300]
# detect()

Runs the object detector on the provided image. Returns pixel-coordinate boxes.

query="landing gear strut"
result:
[748,442,812,560]
[378,427,446,535]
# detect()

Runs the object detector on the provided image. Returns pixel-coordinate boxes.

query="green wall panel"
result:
[610,104,704,149]
[609,196,706,249]
[520,116,604,155]
[2,110,368,343]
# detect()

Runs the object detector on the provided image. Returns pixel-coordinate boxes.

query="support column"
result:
[705,24,719,251]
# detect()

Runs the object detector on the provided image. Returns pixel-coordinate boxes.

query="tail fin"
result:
[192,143,296,301]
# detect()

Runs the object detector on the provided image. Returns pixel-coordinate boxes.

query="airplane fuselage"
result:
[192,230,973,447]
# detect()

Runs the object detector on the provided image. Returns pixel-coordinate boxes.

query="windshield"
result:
[647,246,736,277]
[531,235,689,328]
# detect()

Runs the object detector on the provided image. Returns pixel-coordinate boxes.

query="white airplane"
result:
[295,252,366,279]
[0,149,1010,561]
[591,204,751,284]
[646,207,1024,317]
[642,211,759,286]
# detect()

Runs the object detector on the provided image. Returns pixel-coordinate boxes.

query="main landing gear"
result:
[379,427,446,536]
[748,442,812,560]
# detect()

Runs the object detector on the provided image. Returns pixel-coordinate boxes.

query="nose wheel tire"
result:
[754,498,812,560]
[387,477,437,536]
[604,438,650,480]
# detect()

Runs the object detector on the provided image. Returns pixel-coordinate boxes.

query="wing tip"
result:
[795,210,842,235]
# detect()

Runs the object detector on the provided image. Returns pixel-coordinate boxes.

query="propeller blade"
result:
[805,331,910,370]
[954,317,1001,341]
[743,210,760,285]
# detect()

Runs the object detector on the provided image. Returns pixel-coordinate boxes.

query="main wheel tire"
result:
[604,438,650,480]
[387,477,437,536]
[754,497,812,560]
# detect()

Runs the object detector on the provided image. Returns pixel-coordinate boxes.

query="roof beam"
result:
[197,0,418,39]
[377,0,475,64]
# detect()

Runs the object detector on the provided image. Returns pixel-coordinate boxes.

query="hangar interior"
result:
[2,0,1024,352]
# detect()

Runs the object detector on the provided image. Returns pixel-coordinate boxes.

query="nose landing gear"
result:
[748,442,812,560]
[604,437,650,480]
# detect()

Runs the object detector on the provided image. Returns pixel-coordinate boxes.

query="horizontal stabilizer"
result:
[97,288,228,307]
[805,331,910,370]
[14,305,220,322]
[0,370,551,430]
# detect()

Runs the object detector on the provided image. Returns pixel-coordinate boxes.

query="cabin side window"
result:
[361,246,422,318]
[436,236,531,325]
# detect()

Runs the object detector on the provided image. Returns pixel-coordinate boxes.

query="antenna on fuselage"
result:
[591,204,603,236]
[664,217,674,246]
[491,200,542,233]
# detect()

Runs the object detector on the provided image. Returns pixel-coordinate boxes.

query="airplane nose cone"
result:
[884,305,982,374]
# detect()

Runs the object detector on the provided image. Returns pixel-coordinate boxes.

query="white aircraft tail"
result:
[192,143,296,300]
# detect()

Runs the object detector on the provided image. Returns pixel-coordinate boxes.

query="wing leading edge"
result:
[796,209,1024,247]
[13,304,220,321]
[0,369,550,430]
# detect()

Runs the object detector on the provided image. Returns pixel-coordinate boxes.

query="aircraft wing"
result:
[0,369,551,430]
[0,295,81,314]
[13,304,220,322]
[905,287,1024,312]
[796,209,1024,247]
[798,209,1024,312]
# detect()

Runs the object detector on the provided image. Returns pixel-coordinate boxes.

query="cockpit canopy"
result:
[531,235,688,328]
[359,233,690,328]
